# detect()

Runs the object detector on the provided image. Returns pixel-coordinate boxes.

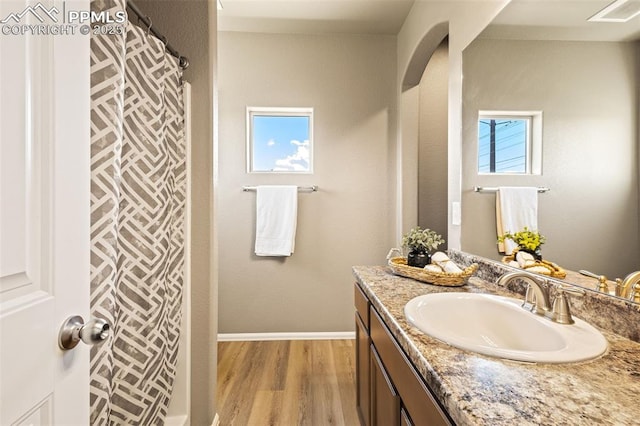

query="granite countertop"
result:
[353,265,640,426]
[561,269,619,296]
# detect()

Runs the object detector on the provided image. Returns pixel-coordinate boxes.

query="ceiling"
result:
[481,0,640,42]
[217,0,416,35]
[218,0,639,41]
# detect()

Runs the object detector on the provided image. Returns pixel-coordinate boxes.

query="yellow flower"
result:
[498,227,545,251]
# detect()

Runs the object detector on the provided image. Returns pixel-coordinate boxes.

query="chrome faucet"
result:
[497,271,585,324]
[497,271,551,315]
[616,271,640,303]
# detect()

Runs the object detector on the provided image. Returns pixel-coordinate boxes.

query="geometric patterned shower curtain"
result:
[89,1,186,424]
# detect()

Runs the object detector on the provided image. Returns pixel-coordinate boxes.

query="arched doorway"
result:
[397,23,449,245]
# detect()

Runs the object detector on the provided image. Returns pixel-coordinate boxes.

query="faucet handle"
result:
[552,286,585,325]
[579,270,609,293]
[615,278,624,297]
[631,283,640,303]
[596,276,608,293]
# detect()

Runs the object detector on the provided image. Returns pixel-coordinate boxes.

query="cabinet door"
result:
[370,346,400,426]
[370,308,453,426]
[401,407,414,426]
[356,314,371,426]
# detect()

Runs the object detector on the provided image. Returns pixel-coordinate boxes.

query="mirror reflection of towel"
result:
[255,185,298,256]
[496,187,538,255]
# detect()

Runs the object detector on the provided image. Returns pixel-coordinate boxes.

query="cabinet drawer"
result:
[355,282,370,330]
[370,307,453,426]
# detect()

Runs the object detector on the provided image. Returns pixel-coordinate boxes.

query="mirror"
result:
[460,0,640,302]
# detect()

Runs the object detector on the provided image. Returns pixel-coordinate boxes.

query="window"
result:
[477,111,542,175]
[247,107,313,173]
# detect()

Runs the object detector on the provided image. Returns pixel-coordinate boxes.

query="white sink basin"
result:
[405,293,608,363]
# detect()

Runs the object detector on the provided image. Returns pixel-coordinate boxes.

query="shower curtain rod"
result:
[126,0,189,69]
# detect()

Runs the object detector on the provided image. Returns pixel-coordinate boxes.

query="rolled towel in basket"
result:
[424,264,444,273]
[431,252,463,273]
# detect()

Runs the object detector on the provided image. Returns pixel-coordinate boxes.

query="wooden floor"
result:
[217,339,360,426]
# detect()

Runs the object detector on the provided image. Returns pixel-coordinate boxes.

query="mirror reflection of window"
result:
[247,107,313,173]
[478,117,528,173]
[477,111,542,175]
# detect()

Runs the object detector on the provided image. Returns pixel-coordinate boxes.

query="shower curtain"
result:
[89,0,186,424]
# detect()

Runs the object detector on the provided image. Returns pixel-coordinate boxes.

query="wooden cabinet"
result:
[400,408,414,426]
[355,284,371,426]
[371,346,400,426]
[355,283,453,426]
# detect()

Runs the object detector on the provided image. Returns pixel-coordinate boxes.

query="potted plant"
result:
[402,227,445,268]
[498,227,546,260]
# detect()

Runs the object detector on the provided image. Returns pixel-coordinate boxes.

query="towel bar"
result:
[473,186,549,193]
[242,185,318,192]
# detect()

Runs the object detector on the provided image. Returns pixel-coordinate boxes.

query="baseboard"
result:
[217,331,356,342]
[211,413,219,426]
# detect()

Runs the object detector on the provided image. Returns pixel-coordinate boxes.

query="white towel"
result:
[496,186,538,255]
[255,185,298,256]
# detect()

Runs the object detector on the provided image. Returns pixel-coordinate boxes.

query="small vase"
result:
[519,247,542,261]
[407,250,431,268]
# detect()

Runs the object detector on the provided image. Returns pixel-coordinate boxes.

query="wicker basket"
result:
[501,254,567,279]
[387,257,478,286]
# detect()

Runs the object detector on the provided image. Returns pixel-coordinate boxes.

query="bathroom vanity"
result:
[353,254,640,426]
[355,283,452,426]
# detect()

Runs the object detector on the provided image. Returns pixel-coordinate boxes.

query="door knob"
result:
[58,315,110,350]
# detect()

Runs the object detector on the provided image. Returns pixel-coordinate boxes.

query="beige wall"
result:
[462,38,639,278]
[395,0,509,246]
[418,39,449,243]
[217,31,397,333]
[136,1,217,424]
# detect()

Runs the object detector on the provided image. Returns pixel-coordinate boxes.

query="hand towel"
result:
[255,185,298,256]
[496,186,538,255]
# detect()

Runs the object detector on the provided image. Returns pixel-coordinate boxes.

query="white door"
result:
[0,0,91,424]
